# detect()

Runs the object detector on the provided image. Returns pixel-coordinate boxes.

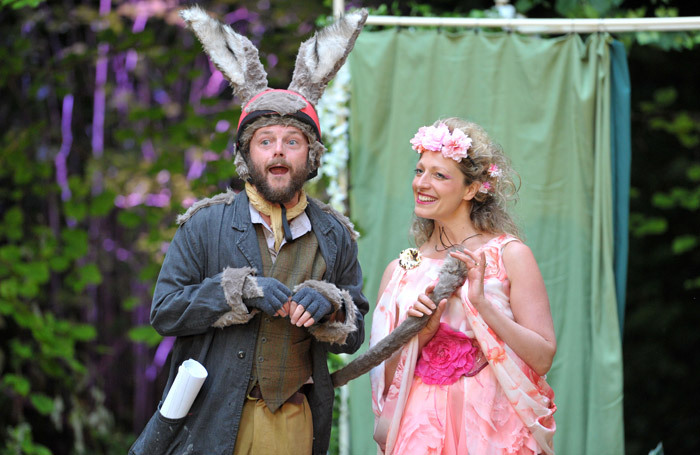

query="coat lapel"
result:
[307,199,336,280]
[231,191,264,273]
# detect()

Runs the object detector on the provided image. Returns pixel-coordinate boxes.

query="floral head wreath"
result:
[410,123,473,162]
[411,123,501,194]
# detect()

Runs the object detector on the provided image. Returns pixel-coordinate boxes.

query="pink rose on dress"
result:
[414,323,479,385]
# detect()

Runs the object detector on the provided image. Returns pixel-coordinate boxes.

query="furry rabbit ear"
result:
[288,9,368,105]
[180,5,269,105]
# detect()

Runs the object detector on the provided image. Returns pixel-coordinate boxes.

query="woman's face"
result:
[412,151,473,223]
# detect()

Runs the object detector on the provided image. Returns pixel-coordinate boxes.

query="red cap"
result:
[236,89,321,142]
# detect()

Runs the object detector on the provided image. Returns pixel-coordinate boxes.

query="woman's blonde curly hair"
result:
[410,117,521,246]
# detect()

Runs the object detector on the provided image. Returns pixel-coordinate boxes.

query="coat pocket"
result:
[128,403,188,455]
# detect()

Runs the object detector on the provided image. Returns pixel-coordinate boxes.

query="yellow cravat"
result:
[245,183,308,251]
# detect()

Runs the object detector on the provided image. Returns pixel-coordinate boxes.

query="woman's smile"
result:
[416,192,438,204]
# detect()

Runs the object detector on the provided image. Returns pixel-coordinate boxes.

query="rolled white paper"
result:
[159,359,208,419]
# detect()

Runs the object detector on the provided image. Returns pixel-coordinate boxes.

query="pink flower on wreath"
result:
[414,323,479,385]
[424,123,450,152]
[488,164,502,178]
[442,127,472,161]
[479,181,492,194]
[409,126,429,152]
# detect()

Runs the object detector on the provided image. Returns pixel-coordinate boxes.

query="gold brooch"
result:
[398,248,422,270]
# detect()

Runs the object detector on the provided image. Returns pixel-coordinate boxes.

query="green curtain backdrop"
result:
[347,30,625,455]
[610,40,632,334]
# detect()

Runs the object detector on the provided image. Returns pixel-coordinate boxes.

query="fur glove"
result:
[243,276,291,316]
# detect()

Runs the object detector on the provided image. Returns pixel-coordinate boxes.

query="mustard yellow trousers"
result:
[233,395,313,455]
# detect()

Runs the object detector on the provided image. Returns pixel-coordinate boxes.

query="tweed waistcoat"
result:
[249,224,326,412]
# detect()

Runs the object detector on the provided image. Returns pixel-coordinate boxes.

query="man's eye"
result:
[289,139,298,146]
[260,139,271,146]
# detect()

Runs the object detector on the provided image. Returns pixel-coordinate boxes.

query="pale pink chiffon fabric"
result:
[370,235,556,455]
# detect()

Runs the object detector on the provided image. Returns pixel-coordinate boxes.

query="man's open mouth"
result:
[268,165,289,175]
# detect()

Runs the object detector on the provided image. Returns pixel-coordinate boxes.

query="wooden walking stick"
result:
[331,251,468,388]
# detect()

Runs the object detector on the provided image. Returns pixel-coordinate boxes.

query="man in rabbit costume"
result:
[129,6,369,455]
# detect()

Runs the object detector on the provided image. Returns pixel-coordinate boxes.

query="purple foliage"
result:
[132,12,148,33]
[145,189,171,207]
[226,7,252,24]
[99,0,110,15]
[181,196,197,208]
[298,22,313,35]
[103,238,116,251]
[92,43,109,158]
[215,120,231,133]
[153,89,170,105]
[267,53,278,68]
[116,248,131,261]
[156,170,171,184]
[141,139,156,161]
[36,85,49,100]
[115,192,144,208]
[55,94,74,201]
[204,63,226,97]
[186,160,206,181]
[154,336,175,367]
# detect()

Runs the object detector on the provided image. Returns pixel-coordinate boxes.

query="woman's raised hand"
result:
[449,248,488,310]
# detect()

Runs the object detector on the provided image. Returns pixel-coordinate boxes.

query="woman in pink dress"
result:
[370,118,557,455]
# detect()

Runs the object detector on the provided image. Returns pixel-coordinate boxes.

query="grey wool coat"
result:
[129,190,368,455]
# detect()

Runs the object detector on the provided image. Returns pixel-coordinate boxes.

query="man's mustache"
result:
[265,158,292,171]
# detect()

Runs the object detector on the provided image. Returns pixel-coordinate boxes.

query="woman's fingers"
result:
[409,294,437,317]
[417,293,436,309]
[408,303,433,317]
[449,248,484,269]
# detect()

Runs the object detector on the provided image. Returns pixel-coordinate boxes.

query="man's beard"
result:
[248,158,308,204]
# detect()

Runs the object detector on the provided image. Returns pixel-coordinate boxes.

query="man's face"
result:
[247,124,310,204]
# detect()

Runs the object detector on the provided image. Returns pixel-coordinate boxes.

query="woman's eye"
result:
[435,172,447,179]
[414,168,423,176]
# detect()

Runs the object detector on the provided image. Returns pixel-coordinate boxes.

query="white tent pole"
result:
[333,0,344,18]
[363,15,700,33]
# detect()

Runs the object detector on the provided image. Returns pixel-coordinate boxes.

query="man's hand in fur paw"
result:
[289,287,332,327]
[243,277,291,316]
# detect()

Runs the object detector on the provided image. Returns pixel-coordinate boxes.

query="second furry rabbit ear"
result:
[180,5,269,105]
[288,9,369,105]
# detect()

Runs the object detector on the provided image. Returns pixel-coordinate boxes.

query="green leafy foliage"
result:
[127,325,163,348]
[1,1,337,453]
[29,393,54,416]
[0,424,51,455]
[625,41,700,454]
[0,0,45,9]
